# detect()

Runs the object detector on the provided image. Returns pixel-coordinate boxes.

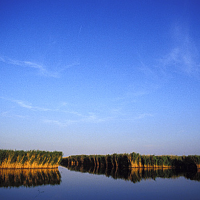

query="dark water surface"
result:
[1,167,200,200]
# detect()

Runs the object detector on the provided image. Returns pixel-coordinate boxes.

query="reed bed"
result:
[0,150,62,169]
[61,152,200,170]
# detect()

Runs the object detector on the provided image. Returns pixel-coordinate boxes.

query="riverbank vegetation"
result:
[61,152,200,170]
[0,150,62,169]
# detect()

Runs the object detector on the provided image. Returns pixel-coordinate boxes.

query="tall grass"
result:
[61,152,200,170]
[0,150,63,169]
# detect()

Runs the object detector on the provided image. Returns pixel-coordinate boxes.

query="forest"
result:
[0,150,62,169]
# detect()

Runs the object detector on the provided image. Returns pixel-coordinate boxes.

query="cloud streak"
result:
[14,100,52,111]
[0,97,53,112]
[43,114,107,127]
[134,113,153,120]
[159,24,200,77]
[0,56,59,77]
[1,97,111,125]
[1,96,154,128]
[138,23,200,80]
[0,56,80,78]
[159,45,200,77]
[1,110,28,119]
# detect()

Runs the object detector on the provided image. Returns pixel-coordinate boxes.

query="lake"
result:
[1,166,200,200]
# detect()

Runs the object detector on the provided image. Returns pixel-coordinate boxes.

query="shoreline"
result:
[0,150,62,169]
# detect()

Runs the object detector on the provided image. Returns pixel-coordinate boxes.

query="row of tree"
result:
[61,152,200,170]
[0,150,63,168]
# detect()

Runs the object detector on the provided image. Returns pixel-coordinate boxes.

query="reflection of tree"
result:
[0,168,61,188]
[61,163,200,183]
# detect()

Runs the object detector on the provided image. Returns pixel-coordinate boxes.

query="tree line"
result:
[61,152,200,170]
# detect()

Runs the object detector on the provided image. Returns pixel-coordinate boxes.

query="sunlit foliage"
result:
[0,150,63,168]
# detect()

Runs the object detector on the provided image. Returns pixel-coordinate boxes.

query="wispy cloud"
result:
[1,97,111,126]
[81,112,110,123]
[43,113,110,127]
[0,56,80,77]
[1,110,28,119]
[78,25,82,38]
[12,99,52,112]
[43,119,75,127]
[0,97,53,112]
[159,46,200,76]
[1,96,154,127]
[113,113,154,122]
[57,61,80,74]
[137,23,200,80]
[134,113,153,120]
[0,56,59,77]
[159,24,200,77]
[14,100,34,110]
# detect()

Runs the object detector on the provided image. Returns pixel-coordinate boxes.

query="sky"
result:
[0,0,200,157]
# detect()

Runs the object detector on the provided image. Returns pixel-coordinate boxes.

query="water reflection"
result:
[0,168,61,188]
[62,164,200,183]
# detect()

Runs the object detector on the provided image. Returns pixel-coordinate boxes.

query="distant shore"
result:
[1,150,199,170]
[61,152,200,170]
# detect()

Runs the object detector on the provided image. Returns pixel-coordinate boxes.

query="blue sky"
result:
[1,0,200,156]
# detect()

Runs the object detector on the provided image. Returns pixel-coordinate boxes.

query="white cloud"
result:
[14,100,52,112]
[43,119,75,127]
[1,96,154,127]
[138,23,200,79]
[134,113,153,120]
[0,56,80,77]
[43,113,108,127]
[0,97,53,112]
[15,100,33,109]
[1,110,28,119]
[159,46,200,76]
[0,56,59,77]
[159,24,200,77]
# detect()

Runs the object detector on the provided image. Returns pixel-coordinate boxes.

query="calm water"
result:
[1,166,200,200]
